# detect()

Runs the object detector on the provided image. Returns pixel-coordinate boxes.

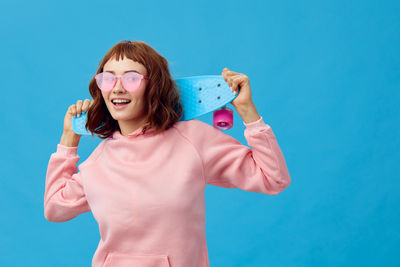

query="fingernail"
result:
[77,113,80,117]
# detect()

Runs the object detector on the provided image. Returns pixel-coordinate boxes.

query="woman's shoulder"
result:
[173,118,215,134]
[172,118,225,143]
[78,140,107,170]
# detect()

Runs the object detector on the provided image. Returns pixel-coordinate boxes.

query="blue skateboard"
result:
[72,75,239,136]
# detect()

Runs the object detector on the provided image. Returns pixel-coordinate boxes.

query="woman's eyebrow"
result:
[104,70,140,74]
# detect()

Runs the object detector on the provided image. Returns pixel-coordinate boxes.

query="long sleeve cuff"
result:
[56,144,78,157]
[243,116,271,133]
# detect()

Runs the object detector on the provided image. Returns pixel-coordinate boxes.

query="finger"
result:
[223,76,232,88]
[82,99,91,112]
[70,104,77,117]
[89,99,94,108]
[222,67,237,77]
[225,74,240,89]
[231,76,245,92]
[222,68,231,79]
[222,72,233,86]
[231,76,239,91]
[76,100,83,117]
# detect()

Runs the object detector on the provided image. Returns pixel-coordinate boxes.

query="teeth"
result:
[112,99,131,104]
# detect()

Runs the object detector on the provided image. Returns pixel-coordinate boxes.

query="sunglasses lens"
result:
[95,72,144,92]
[123,72,142,91]
[95,72,115,91]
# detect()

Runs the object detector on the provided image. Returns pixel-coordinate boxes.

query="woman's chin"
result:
[110,111,138,121]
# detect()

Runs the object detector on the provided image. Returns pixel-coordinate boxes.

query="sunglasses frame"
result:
[94,71,150,92]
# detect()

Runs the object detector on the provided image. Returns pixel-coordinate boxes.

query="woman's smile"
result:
[112,101,131,110]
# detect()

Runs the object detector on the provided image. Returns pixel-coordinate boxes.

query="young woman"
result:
[44,40,291,267]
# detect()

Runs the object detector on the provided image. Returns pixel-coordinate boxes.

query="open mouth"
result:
[111,99,132,109]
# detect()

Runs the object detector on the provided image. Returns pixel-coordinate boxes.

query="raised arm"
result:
[192,116,291,195]
[44,144,91,222]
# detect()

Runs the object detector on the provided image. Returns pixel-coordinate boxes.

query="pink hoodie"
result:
[44,116,291,267]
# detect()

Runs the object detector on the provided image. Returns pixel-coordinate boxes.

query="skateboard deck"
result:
[71,75,238,136]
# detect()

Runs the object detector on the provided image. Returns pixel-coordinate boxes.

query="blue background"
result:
[0,0,399,266]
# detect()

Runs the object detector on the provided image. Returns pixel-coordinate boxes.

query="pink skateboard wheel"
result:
[213,106,233,130]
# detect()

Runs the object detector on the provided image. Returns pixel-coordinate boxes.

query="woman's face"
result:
[101,56,149,127]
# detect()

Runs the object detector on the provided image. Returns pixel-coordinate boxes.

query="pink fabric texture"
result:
[44,116,291,267]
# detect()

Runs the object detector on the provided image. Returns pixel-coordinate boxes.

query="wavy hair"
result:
[85,40,183,139]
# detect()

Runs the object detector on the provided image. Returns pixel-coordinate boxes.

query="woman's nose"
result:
[113,77,126,92]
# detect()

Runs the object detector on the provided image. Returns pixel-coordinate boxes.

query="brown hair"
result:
[85,40,183,139]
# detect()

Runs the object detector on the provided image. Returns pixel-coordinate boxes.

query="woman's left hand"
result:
[221,67,254,110]
[221,67,261,123]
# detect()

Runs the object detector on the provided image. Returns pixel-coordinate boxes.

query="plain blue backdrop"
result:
[0,0,398,266]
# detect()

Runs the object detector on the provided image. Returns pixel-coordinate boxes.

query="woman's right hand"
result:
[63,99,93,133]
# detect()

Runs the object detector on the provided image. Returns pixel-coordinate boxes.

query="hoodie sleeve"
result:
[44,144,91,222]
[192,116,291,195]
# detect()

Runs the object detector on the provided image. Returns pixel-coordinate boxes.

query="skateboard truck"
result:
[213,106,233,130]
